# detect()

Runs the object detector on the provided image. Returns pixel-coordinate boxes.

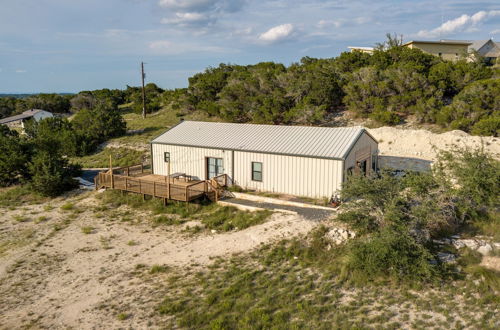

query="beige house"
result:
[347,46,375,54]
[468,39,500,64]
[150,121,378,199]
[0,109,53,129]
[403,40,471,61]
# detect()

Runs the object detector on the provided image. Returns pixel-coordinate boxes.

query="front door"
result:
[207,157,224,179]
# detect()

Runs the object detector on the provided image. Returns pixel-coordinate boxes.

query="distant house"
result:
[0,109,53,129]
[403,40,471,61]
[150,121,379,199]
[347,46,375,54]
[468,39,500,64]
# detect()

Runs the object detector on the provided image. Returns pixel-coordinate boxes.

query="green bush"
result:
[342,228,436,283]
[337,211,378,235]
[370,110,401,125]
[471,117,500,136]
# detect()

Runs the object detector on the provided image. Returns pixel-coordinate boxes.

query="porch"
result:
[94,164,228,203]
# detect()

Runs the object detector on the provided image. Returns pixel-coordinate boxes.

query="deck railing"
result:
[95,171,228,203]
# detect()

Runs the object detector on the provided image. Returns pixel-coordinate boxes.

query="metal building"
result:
[150,121,378,199]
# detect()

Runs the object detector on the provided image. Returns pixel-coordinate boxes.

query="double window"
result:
[164,152,170,162]
[251,162,262,182]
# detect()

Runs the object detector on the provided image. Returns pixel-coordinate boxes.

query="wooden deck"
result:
[94,164,228,203]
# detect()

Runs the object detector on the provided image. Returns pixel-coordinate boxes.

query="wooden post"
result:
[185,186,189,202]
[109,155,114,189]
[141,164,144,174]
[153,181,156,197]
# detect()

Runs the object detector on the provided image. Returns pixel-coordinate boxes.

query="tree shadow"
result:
[378,155,432,172]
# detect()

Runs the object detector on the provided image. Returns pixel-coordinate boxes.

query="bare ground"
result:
[0,191,318,329]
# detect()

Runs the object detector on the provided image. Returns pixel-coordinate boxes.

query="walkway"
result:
[222,198,336,221]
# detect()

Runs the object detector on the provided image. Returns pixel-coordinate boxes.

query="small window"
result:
[251,162,262,182]
[164,152,170,162]
[438,52,442,57]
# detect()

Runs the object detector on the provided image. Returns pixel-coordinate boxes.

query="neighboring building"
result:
[0,109,53,129]
[150,121,378,199]
[347,46,374,54]
[403,40,471,61]
[467,39,500,64]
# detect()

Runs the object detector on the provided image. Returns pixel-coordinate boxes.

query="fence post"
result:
[185,186,189,202]
[153,181,156,197]
[141,164,144,173]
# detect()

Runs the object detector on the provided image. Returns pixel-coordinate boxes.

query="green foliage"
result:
[24,93,71,113]
[201,206,272,231]
[437,79,500,136]
[434,146,500,219]
[70,147,144,168]
[342,227,436,283]
[71,103,127,154]
[128,83,164,114]
[29,150,79,197]
[0,126,32,186]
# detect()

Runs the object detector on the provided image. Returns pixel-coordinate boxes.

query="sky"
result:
[0,0,499,93]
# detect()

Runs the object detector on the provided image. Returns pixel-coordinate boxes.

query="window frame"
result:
[251,162,263,182]
[164,152,170,163]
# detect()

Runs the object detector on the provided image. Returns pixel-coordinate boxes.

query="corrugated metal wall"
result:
[151,144,232,180]
[233,151,343,198]
[151,131,378,199]
[344,132,378,174]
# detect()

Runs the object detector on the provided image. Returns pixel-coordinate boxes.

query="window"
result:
[438,52,442,57]
[164,152,170,162]
[251,162,262,182]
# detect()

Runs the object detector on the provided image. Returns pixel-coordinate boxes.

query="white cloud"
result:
[317,19,342,28]
[15,69,27,73]
[158,0,245,28]
[490,29,500,35]
[417,10,500,38]
[160,12,210,26]
[258,23,294,43]
[148,40,230,54]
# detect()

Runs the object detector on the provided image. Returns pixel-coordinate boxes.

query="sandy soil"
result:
[369,127,499,161]
[0,191,318,329]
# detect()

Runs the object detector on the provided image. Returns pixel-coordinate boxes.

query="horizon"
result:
[1,0,499,93]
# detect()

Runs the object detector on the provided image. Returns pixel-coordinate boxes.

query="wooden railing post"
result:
[141,164,144,173]
[185,186,189,201]
[153,181,156,197]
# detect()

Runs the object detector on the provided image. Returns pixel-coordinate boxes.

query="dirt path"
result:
[0,192,318,329]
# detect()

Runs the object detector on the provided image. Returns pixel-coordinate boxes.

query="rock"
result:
[437,252,456,263]
[211,229,217,234]
[477,244,493,256]
[325,228,355,245]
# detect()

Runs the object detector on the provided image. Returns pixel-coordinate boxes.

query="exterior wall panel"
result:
[344,132,379,174]
[233,151,343,198]
[151,144,232,180]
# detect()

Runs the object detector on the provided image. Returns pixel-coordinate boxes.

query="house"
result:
[0,109,53,129]
[347,46,375,54]
[468,39,500,64]
[150,121,378,199]
[403,40,471,61]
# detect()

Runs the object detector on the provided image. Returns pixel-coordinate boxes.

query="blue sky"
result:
[0,0,499,93]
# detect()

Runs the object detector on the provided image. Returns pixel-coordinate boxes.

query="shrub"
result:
[337,211,378,235]
[341,228,437,283]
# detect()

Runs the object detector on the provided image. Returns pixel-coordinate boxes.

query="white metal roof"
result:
[152,121,374,160]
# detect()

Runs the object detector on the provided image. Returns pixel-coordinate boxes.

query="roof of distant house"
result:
[0,109,49,124]
[152,121,377,160]
[404,40,472,46]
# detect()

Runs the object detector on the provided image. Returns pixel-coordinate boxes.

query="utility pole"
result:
[141,61,146,118]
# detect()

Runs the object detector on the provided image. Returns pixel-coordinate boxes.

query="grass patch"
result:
[35,215,48,223]
[60,202,75,211]
[111,108,216,145]
[70,147,145,168]
[117,313,129,321]
[150,264,169,274]
[12,214,30,222]
[0,186,48,208]
[156,229,499,329]
[97,190,218,218]
[81,226,94,234]
[201,206,272,231]
[127,240,138,246]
